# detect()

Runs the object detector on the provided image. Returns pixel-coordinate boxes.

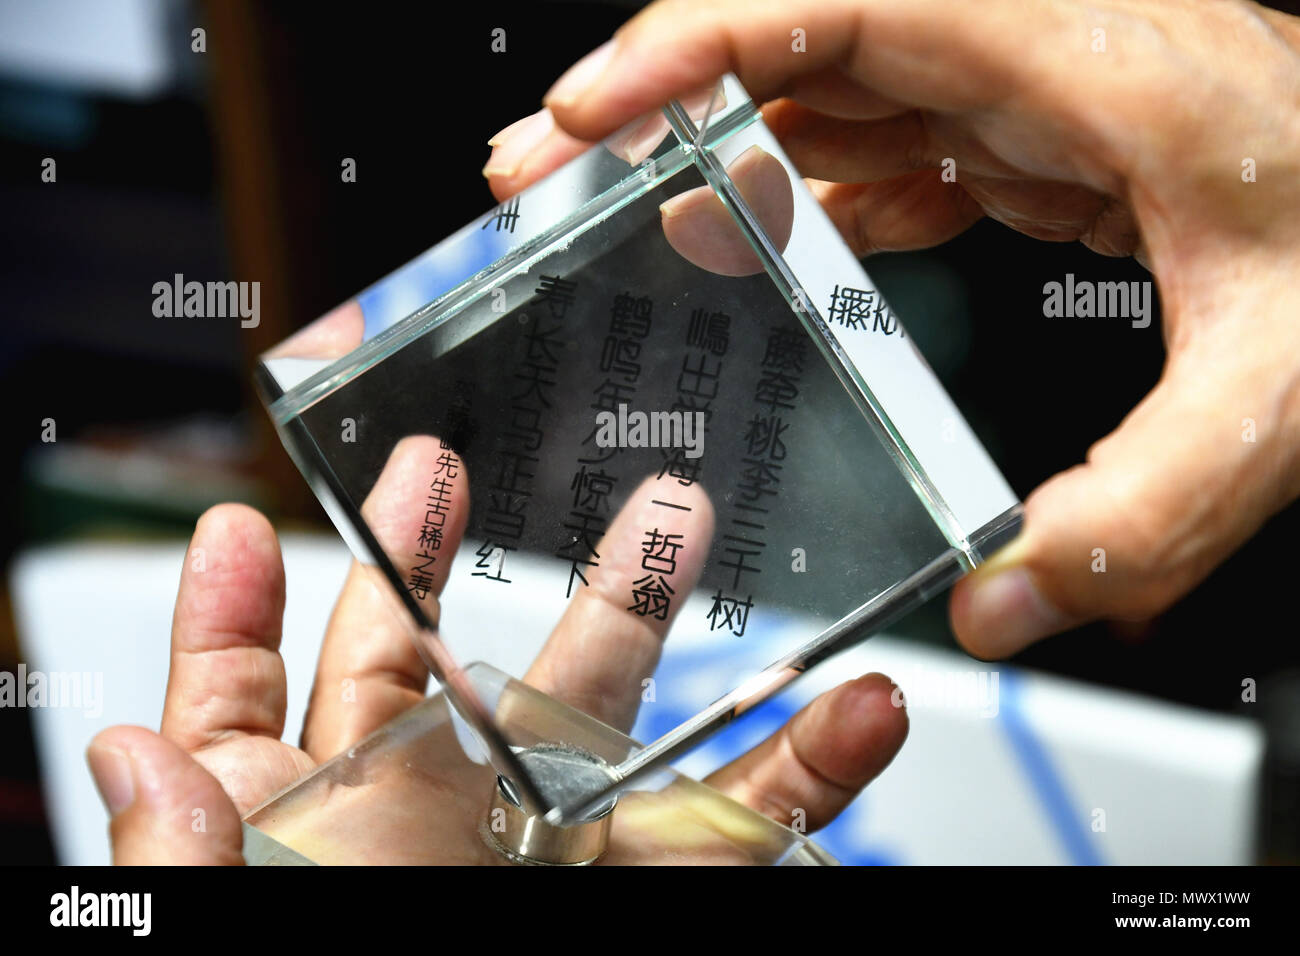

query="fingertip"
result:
[840,672,909,750]
[356,436,470,608]
[88,727,244,865]
[660,145,794,276]
[583,471,715,625]
[482,109,594,199]
[193,502,277,548]
[949,576,1006,661]
[387,433,446,464]
[364,436,470,548]
[791,673,908,790]
[950,562,1074,659]
[484,171,517,204]
[176,504,285,648]
[633,471,716,537]
[482,109,555,182]
[89,724,155,755]
[89,726,221,818]
[190,503,282,584]
[87,727,148,816]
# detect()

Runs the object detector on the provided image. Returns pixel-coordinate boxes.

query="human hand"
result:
[86,444,906,863]
[483,0,1300,658]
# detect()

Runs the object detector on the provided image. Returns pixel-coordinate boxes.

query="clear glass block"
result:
[250,76,1022,853]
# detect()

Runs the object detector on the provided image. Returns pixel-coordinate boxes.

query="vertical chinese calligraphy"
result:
[661,307,729,486]
[555,291,654,596]
[407,449,461,600]
[474,274,576,584]
[627,527,685,620]
[710,325,806,637]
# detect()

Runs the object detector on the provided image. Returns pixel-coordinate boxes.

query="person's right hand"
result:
[484,0,1300,659]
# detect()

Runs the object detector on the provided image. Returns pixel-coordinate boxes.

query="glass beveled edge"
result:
[263,97,762,428]
[969,503,1025,559]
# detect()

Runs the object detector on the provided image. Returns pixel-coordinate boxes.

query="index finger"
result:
[302,436,471,762]
[524,473,714,732]
[161,504,290,752]
[539,0,1067,144]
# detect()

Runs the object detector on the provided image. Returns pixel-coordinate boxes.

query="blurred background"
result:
[0,0,1296,865]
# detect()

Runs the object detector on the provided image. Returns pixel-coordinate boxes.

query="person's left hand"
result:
[87,472,906,864]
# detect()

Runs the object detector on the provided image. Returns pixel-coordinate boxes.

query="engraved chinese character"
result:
[533,274,577,318]
[570,465,616,512]
[686,308,731,355]
[744,414,789,460]
[482,196,520,233]
[707,589,754,637]
[472,540,512,582]
[640,528,685,575]
[760,328,808,372]
[609,292,653,338]
[827,284,874,331]
[628,573,675,620]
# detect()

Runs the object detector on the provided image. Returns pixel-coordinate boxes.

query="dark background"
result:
[1,0,1296,864]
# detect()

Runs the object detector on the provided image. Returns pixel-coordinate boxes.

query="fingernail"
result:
[87,745,135,815]
[606,115,670,166]
[482,109,555,178]
[960,567,1072,654]
[659,186,703,220]
[544,39,618,108]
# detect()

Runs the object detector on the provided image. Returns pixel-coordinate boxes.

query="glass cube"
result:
[250,76,1021,860]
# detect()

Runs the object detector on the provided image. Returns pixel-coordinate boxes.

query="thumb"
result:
[951,339,1300,658]
[87,726,245,865]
